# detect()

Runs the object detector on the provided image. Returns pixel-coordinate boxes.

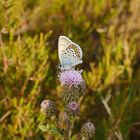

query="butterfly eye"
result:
[58,64,62,68]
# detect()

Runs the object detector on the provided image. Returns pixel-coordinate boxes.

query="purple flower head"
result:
[81,122,95,139]
[65,101,80,117]
[40,100,57,117]
[59,70,84,87]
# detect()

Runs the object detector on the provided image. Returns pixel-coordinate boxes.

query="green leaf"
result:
[38,124,63,136]
[38,124,50,132]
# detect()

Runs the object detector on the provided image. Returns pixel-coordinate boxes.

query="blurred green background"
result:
[0,0,140,139]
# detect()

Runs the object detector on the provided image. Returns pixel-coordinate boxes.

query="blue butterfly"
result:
[58,36,83,70]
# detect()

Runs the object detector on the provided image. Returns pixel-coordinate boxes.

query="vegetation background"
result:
[0,0,140,139]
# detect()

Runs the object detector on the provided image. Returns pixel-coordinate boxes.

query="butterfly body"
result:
[58,36,83,70]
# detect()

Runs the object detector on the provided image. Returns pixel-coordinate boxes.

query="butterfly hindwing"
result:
[67,43,83,59]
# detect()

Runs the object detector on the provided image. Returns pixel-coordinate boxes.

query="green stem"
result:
[64,120,70,140]
[68,118,74,140]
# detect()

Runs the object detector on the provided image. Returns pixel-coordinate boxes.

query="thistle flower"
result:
[41,100,57,117]
[59,70,86,104]
[81,122,95,139]
[65,101,80,117]
[59,70,84,87]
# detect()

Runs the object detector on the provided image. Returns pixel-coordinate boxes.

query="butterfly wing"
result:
[58,36,83,69]
[60,43,83,69]
[58,36,72,65]
[72,42,83,59]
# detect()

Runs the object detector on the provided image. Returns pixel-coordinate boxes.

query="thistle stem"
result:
[64,120,70,140]
[68,118,74,140]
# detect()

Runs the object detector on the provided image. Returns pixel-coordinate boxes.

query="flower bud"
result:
[81,122,95,139]
[65,101,80,117]
[41,100,57,117]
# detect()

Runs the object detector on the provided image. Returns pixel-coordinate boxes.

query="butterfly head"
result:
[58,63,75,71]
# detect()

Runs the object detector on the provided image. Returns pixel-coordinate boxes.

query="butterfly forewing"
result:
[58,36,72,65]
[58,36,72,52]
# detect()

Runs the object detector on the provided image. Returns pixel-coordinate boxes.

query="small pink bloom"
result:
[59,70,84,87]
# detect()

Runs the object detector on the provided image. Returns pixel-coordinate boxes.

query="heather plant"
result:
[0,0,140,140]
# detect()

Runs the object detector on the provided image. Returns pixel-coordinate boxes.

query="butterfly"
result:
[58,35,83,70]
